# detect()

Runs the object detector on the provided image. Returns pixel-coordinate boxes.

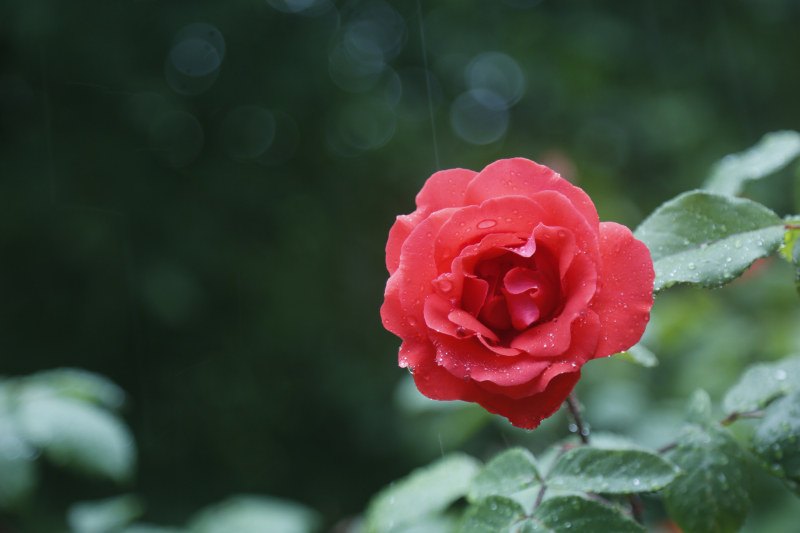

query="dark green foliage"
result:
[750,391,800,495]
[664,423,751,533]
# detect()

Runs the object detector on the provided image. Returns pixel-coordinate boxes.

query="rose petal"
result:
[416,168,478,213]
[529,224,578,280]
[503,267,546,294]
[398,340,431,368]
[386,169,477,274]
[430,331,550,387]
[461,276,489,317]
[411,346,475,401]
[478,296,512,331]
[510,251,598,356]
[477,335,522,356]
[381,274,424,342]
[423,294,461,337]
[590,222,655,358]
[502,289,540,330]
[528,191,600,269]
[479,370,581,430]
[391,208,459,334]
[448,308,499,341]
[435,196,550,271]
[386,213,423,275]
[463,158,600,231]
[475,311,600,399]
[452,233,527,278]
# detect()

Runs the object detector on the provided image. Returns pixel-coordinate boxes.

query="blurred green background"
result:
[2,0,800,531]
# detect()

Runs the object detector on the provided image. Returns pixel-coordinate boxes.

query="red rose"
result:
[381,158,654,429]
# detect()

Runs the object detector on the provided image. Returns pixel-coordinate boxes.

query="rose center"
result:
[465,247,563,342]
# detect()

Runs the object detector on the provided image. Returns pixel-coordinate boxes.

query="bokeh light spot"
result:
[450,89,509,145]
[465,52,525,110]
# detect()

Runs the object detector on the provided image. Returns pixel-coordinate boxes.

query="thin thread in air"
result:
[417,0,440,171]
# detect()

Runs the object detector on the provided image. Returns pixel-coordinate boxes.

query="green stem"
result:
[566,392,589,444]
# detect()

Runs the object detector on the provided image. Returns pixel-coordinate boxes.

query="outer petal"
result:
[381,274,423,342]
[411,347,477,401]
[478,370,581,430]
[386,168,477,274]
[387,208,458,337]
[416,168,478,213]
[414,350,580,429]
[386,214,424,276]
[590,222,655,358]
[430,332,550,387]
[463,158,600,232]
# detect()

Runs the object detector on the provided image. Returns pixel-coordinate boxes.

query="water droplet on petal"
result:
[477,219,497,229]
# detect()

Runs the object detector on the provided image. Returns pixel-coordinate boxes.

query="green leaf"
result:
[122,526,184,533]
[67,495,144,533]
[0,387,38,510]
[686,388,713,425]
[16,394,136,482]
[723,354,800,414]
[633,191,785,293]
[468,448,540,503]
[188,496,320,533]
[363,453,481,533]
[517,495,644,533]
[612,343,658,368]
[663,424,751,533]
[778,217,800,261]
[588,432,649,451]
[703,130,800,196]
[457,496,525,533]
[750,390,800,494]
[547,446,679,494]
[396,516,458,533]
[25,368,126,410]
[0,449,36,510]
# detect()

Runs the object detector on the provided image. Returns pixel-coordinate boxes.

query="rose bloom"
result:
[381,158,654,429]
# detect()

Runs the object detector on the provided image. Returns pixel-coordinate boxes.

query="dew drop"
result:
[439,280,453,293]
[407,316,417,326]
[477,219,497,229]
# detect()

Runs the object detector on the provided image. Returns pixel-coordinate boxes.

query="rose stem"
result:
[566,392,645,524]
[565,392,589,445]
